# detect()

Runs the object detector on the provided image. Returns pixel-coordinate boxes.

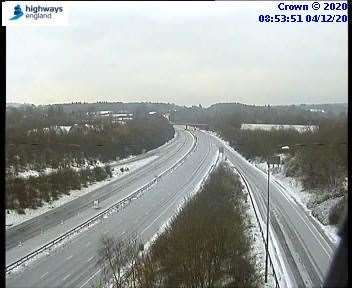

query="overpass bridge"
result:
[170,122,209,130]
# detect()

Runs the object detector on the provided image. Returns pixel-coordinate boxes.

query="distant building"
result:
[97,110,113,117]
[94,110,134,124]
[111,112,133,124]
[309,108,325,113]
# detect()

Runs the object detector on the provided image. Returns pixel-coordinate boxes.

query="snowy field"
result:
[241,123,318,132]
[6,155,159,228]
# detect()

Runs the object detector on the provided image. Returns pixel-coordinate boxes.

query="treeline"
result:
[170,102,347,126]
[96,164,261,288]
[6,165,112,213]
[6,107,174,173]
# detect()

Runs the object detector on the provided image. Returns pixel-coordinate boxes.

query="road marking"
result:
[272,181,333,257]
[63,273,71,281]
[78,268,101,288]
[40,272,48,279]
[87,256,94,262]
[66,255,73,260]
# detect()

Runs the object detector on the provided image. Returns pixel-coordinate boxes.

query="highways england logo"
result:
[5,2,66,24]
[3,1,68,26]
[9,4,24,20]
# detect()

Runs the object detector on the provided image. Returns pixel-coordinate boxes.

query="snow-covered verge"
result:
[143,150,221,252]
[207,130,342,245]
[240,123,318,132]
[9,130,178,179]
[248,159,341,245]
[13,160,107,179]
[6,155,159,228]
[225,160,277,288]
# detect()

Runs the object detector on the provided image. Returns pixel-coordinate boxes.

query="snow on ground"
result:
[144,150,221,252]
[6,155,159,228]
[248,159,341,245]
[58,125,72,133]
[207,131,343,287]
[225,160,277,288]
[16,168,57,179]
[6,131,178,228]
[241,123,318,132]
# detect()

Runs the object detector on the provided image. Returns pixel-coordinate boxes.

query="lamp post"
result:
[265,159,270,283]
[264,155,280,283]
[264,142,346,283]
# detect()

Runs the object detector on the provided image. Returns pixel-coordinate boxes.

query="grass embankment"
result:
[6,165,112,213]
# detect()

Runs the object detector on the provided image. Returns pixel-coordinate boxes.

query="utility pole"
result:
[265,160,270,283]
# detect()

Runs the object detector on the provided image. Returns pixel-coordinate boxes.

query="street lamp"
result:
[265,159,270,283]
[265,154,280,283]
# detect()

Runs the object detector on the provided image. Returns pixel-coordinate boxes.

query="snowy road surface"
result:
[208,131,336,288]
[6,128,337,288]
[6,127,220,287]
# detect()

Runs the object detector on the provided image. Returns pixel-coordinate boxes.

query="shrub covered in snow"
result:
[329,196,347,225]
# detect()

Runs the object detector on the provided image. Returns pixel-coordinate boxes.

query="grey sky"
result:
[6,1,347,106]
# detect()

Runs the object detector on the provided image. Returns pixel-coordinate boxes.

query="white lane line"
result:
[66,255,73,260]
[63,273,71,281]
[87,256,94,262]
[272,182,333,257]
[40,272,48,280]
[78,268,101,288]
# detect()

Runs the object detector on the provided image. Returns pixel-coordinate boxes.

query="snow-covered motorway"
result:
[207,132,337,288]
[6,126,191,256]
[6,127,336,288]
[6,127,220,288]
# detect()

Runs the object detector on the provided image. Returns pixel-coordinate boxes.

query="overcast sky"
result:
[6,1,347,107]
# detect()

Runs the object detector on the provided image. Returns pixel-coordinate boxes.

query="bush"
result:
[116,163,261,287]
[105,165,112,178]
[16,208,25,215]
[329,196,346,225]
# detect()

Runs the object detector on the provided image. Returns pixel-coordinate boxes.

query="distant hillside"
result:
[8,101,347,125]
[6,103,33,109]
[38,102,182,114]
[171,102,347,125]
